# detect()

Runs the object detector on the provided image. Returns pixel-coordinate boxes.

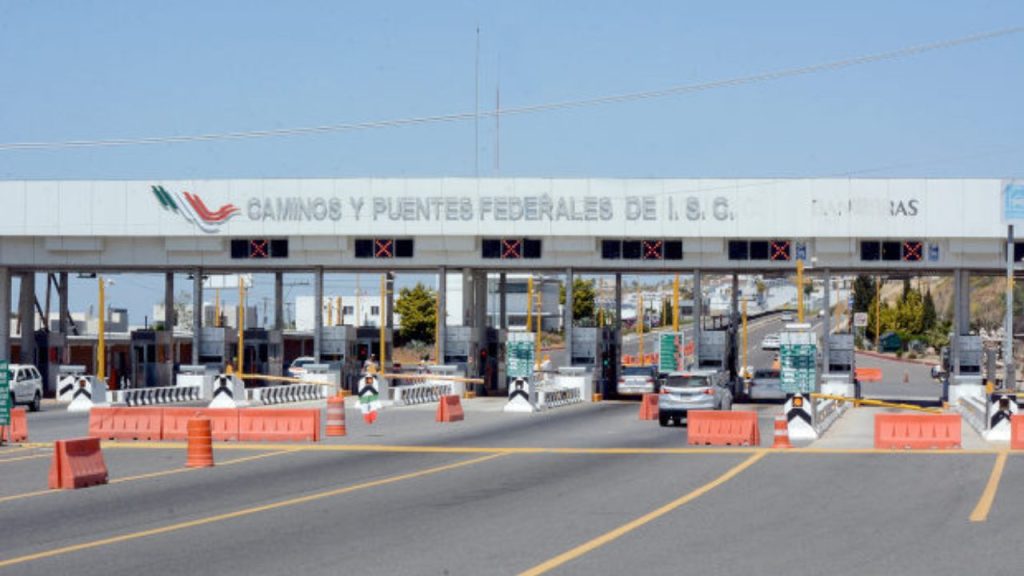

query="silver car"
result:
[658,370,733,427]
[746,368,785,401]
[617,365,660,396]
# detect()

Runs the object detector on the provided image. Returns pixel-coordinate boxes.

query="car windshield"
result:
[664,376,708,388]
[754,369,780,378]
[292,358,314,367]
[623,366,654,376]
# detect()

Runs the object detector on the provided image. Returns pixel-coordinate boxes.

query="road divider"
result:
[874,413,961,449]
[638,393,659,421]
[48,437,108,490]
[238,409,320,442]
[687,411,760,446]
[89,407,163,440]
[162,408,240,441]
[435,395,465,423]
[1011,415,1024,450]
[0,407,28,442]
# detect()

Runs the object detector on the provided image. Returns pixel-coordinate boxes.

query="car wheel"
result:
[30,391,41,412]
[659,413,670,427]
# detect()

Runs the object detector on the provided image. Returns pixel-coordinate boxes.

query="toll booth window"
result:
[355,238,413,258]
[861,241,881,261]
[1016,242,1024,262]
[622,240,642,260]
[728,240,748,260]
[749,241,769,260]
[601,240,621,259]
[664,240,683,260]
[230,239,288,259]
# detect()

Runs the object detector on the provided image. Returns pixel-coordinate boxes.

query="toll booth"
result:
[699,328,737,396]
[956,335,983,375]
[241,328,277,376]
[824,334,856,397]
[355,326,393,371]
[129,330,161,388]
[570,326,617,401]
[444,326,506,395]
[198,326,238,372]
[321,326,360,393]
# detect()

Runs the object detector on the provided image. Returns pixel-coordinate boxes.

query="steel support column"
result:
[313,267,323,363]
[274,272,284,330]
[437,267,447,363]
[192,270,202,366]
[565,267,574,365]
[0,268,9,363]
[19,272,35,365]
[693,270,703,362]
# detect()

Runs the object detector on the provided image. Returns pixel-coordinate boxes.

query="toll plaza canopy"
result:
[0,178,1018,271]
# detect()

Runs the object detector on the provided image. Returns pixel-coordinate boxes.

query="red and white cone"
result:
[772,415,792,449]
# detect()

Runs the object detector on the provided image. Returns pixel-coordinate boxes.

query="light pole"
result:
[97,276,115,384]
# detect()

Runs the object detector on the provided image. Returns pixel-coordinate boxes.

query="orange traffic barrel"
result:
[186,417,214,468]
[326,396,347,437]
[772,415,792,449]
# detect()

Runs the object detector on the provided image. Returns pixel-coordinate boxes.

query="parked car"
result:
[7,364,43,412]
[617,365,661,396]
[746,368,785,401]
[286,356,317,377]
[760,333,781,350]
[658,370,733,426]
[780,311,795,322]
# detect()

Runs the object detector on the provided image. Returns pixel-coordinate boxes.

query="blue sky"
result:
[2,1,1022,320]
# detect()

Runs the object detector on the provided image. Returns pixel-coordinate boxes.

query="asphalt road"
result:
[1,400,1017,576]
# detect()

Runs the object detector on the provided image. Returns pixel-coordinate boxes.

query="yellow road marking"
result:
[85,441,1017,456]
[0,452,506,568]
[519,451,766,575]
[0,449,298,506]
[0,453,50,464]
[970,451,1008,522]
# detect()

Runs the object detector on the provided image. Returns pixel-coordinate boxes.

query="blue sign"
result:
[796,243,807,262]
[1004,183,1024,222]
[928,243,940,262]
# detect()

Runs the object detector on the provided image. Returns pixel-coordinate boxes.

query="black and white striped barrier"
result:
[393,381,453,406]
[250,384,328,406]
[504,377,537,413]
[115,385,203,407]
[67,377,109,413]
[536,385,583,410]
[208,374,247,408]
[959,391,1019,442]
[785,394,817,441]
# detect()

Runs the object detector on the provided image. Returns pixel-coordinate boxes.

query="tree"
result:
[852,275,876,313]
[394,283,436,344]
[559,278,596,322]
[922,289,937,332]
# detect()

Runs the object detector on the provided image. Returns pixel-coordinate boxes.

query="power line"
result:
[0,26,1019,152]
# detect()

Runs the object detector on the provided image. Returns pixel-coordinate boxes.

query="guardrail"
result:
[112,385,203,407]
[393,381,453,406]
[248,384,328,406]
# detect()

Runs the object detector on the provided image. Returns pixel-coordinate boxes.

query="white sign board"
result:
[853,312,868,328]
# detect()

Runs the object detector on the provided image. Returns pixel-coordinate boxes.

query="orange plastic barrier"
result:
[874,413,961,449]
[162,408,239,441]
[855,368,883,382]
[687,411,761,447]
[435,395,465,423]
[48,437,108,489]
[684,342,695,355]
[1012,415,1024,450]
[771,415,792,449]
[0,407,28,442]
[238,409,321,442]
[88,407,163,440]
[186,417,214,468]
[326,396,347,436]
[638,393,659,420]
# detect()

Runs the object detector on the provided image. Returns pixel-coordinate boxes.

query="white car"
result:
[7,364,43,412]
[287,356,317,377]
[760,334,781,350]
[780,312,795,322]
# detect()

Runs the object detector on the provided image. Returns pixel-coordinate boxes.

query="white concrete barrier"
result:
[393,381,453,406]
[114,385,203,407]
[67,376,108,413]
[250,383,329,406]
[208,374,247,408]
[504,377,537,413]
[785,394,817,441]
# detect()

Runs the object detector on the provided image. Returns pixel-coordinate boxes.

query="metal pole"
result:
[797,260,805,323]
[527,276,534,332]
[236,280,245,373]
[274,272,284,330]
[565,268,574,364]
[97,276,106,383]
[823,269,832,377]
[535,280,542,368]
[1007,225,1016,390]
[741,299,748,378]
[0,268,10,363]
[192,269,202,366]
[379,273,386,369]
[672,274,680,332]
[313,268,323,363]
[499,272,507,330]
[437,267,447,363]
[874,275,881,351]
[164,272,174,373]
[637,286,644,363]
[693,270,703,363]
[59,271,69,363]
